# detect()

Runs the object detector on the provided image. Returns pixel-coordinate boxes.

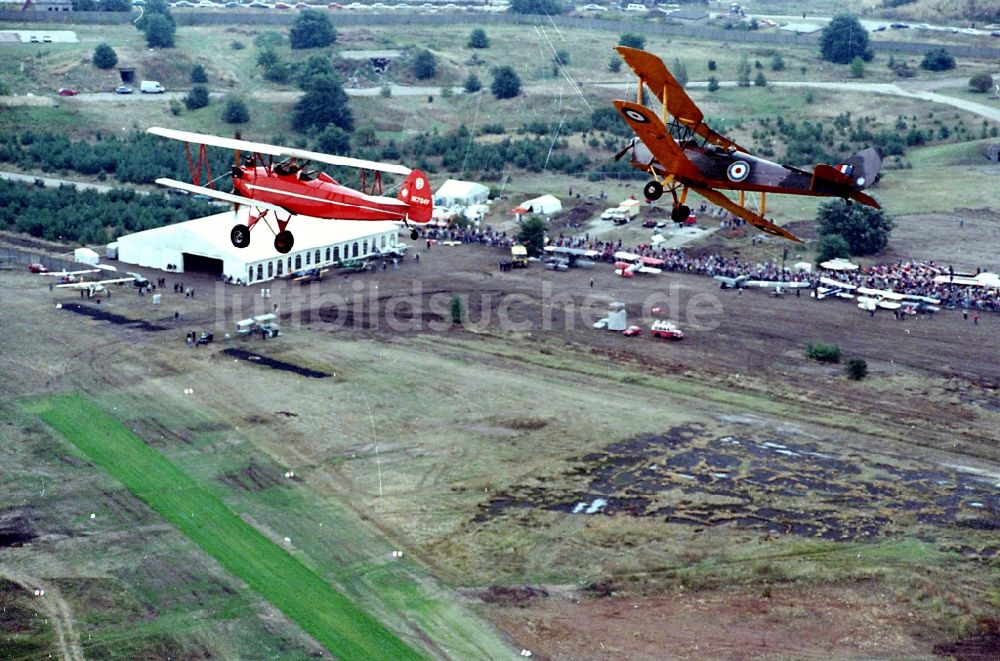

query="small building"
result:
[607,301,627,331]
[74,247,100,266]
[115,209,400,285]
[434,179,490,208]
[27,0,72,11]
[986,143,1000,163]
[513,194,562,220]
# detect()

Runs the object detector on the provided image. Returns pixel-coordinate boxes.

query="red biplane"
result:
[148,127,433,254]
[613,47,884,242]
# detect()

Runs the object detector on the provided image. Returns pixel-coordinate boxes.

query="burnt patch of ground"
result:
[130,417,196,449]
[0,578,53,659]
[60,303,167,332]
[474,585,550,605]
[0,511,34,548]
[934,630,1000,661]
[219,457,285,493]
[221,348,331,379]
[479,424,1000,551]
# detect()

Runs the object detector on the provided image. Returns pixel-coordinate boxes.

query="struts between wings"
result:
[612,46,884,243]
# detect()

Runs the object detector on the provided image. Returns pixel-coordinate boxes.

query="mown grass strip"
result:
[24,394,423,661]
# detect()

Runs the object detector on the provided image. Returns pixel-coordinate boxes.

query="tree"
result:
[753,71,767,87]
[290,10,336,49]
[221,96,250,123]
[412,49,437,80]
[817,199,895,256]
[554,49,570,66]
[845,358,868,380]
[517,215,547,257]
[707,76,719,92]
[671,58,688,87]
[969,72,995,93]
[608,55,622,73]
[921,48,956,72]
[815,233,850,263]
[190,64,208,83]
[491,66,521,100]
[508,0,562,15]
[849,56,865,78]
[806,342,841,363]
[92,43,118,70]
[770,52,785,71]
[184,85,209,110]
[468,28,490,49]
[143,13,175,48]
[297,54,333,90]
[618,33,645,50]
[464,73,482,93]
[449,295,465,325]
[292,74,353,133]
[737,54,751,87]
[819,13,873,64]
[313,126,351,155]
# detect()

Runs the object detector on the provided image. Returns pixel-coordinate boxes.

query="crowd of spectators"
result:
[418,222,999,313]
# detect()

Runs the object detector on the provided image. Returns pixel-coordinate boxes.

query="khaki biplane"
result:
[613,47,884,242]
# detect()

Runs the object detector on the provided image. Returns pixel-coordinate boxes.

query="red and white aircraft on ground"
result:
[148,127,433,254]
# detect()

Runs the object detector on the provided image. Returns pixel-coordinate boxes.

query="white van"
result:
[140,80,165,94]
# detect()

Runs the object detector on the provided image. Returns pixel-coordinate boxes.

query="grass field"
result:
[24,394,423,661]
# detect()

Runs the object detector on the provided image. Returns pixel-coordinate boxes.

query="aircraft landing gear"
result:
[671,204,691,223]
[410,228,419,240]
[643,180,664,201]
[231,224,251,249]
[274,230,294,254]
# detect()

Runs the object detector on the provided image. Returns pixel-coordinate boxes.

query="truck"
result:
[601,199,641,224]
[511,244,528,268]
[140,80,165,94]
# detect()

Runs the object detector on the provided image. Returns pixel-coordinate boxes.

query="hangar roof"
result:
[116,209,399,263]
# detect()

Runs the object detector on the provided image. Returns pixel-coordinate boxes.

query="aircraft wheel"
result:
[274,230,294,254]
[410,228,419,240]
[230,224,251,249]
[671,204,691,223]
[643,180,663,201]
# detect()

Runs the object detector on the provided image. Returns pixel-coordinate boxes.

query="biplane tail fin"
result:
[398,169,433,223]
[811,147,883,208]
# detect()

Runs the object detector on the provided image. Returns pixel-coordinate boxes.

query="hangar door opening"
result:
[182,253,223,275]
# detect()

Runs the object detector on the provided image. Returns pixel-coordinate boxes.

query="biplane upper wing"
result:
[612,100,703,181]
[688,183,802,243]
[615,46,747,153]
[148,127,413,176]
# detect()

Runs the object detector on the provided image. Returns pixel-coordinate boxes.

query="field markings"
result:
[23,394,425,661]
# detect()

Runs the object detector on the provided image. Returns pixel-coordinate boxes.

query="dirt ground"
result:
[2,229,999,659]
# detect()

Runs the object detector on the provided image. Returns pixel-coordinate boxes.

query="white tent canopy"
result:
[434,179,490,208]
[820,258,859,271]
[74,247,100,266]
[514,194,562,216]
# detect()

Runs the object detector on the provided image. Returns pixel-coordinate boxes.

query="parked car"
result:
[195,332,214,346]
[115,85,133,94]
[622,325,642,337]
[28,263,50,273]
[592,318,609,330]
[57,88,78,96]
[274,2,292,8]
[650,320,684,340]
[642,219,657,228]
[327,1,343,6]
[247,1,270,6]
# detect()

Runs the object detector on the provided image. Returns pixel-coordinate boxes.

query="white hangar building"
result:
[114,209,401,285]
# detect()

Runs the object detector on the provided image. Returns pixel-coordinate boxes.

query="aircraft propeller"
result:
[614,138,638,162]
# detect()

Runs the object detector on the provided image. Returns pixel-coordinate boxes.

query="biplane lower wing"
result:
[612,100,703,181]
[155,178,288,214]
[689,184,802,243]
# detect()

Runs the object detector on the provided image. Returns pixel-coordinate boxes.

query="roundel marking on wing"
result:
[415,177,425,191]
[624,107,649,123]
[727,160,750,182]
[401,187,410,199]
[856,176,866,187]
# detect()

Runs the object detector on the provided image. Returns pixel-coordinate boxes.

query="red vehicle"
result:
[650,320,684,340]
[148,127,433,253]
[57,88,78,96]
[622,325,642,337]
[27,263,50,273]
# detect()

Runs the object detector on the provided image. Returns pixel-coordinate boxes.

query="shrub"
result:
[815,234,850,263]
[464,73,481,93]
[449,295,465,325]
[618,33,645,50]
[92,43,118,69]
[845,358,868,380]
[968,72,994,93]
[290,10,336,49]
[190,64,208,83]
[806,342,841,363]
[921,48,955,72]
[468,28,490,49]
[707,76,719,92]
[412,49,437,80]
[183,85,209,110]
[221,96,249,123]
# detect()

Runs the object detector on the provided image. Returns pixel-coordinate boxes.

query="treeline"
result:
[0,180,217,244]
